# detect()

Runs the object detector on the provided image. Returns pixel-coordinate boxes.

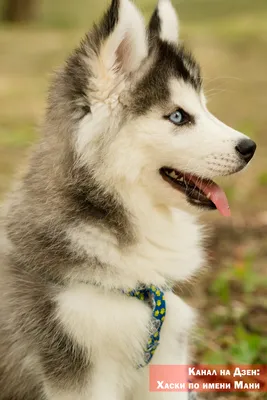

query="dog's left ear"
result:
[148,0,179,45]
[92,0,148,75]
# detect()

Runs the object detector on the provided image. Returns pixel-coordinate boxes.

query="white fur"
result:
[157,0,179,44]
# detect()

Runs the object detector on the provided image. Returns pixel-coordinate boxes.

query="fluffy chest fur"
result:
[67,206,205,290]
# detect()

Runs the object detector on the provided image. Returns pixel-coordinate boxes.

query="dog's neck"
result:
[66,184,205,291]
[130,199,205,283]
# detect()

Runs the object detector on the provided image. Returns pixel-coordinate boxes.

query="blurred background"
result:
[0,0,266,398]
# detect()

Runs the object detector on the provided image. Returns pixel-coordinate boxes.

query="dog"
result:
[0,0,256,399]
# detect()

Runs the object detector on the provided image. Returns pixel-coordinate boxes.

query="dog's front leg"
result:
[50,283,151,400]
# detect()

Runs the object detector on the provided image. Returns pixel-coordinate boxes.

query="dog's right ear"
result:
[148,0,179,45]
[90,0,148,76]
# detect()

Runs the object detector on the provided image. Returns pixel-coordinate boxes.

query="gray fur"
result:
[0,262,90,399]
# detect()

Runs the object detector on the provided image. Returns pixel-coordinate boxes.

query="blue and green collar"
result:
[125,285,166,368]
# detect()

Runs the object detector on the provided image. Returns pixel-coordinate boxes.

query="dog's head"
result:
[49,0,256,217]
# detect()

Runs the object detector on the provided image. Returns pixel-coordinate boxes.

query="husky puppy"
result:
[0,0,256,399]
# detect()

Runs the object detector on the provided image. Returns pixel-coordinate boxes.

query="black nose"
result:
[235,139,256,163]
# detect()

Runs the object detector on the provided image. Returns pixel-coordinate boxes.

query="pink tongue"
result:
[188,175,231,217]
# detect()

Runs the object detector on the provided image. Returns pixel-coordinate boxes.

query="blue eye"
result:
[168,109,191,126]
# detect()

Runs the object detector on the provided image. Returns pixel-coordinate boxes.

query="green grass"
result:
[258,172,267,187]
[196,252,267,365]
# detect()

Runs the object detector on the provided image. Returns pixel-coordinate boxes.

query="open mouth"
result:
[160,167,230,217]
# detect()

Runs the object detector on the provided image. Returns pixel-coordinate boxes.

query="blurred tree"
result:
[2,0,38,22]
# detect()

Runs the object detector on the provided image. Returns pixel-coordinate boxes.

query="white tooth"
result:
[207,192,211,199]
[170,171,177,178]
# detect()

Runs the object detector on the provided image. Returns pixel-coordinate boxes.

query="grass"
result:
[203,253,267,364]
[0,1,267,397]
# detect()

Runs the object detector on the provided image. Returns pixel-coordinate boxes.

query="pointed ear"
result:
[93,0,148,74]
[149,0,179,45]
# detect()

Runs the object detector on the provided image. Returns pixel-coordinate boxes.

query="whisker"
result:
[203,76,243,84]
